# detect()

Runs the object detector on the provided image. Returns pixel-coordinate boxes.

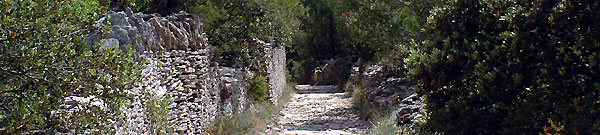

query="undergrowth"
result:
[370,114,440,135]
[209,82,297,135]
[145,95,173,134]
[370,115,401,135]
[345,81,438,135]
[247,75,269,103]
[345,81,384,120]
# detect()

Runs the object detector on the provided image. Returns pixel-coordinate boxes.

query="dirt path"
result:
[268,85,369,135]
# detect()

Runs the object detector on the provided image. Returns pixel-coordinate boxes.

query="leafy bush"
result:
[190,0,307,73]
[247,75,269,103]
[405,0,599,134]
[0,0,142,134]
[146,95,172,134]
[104,0,192,15]
[287,0,442,84]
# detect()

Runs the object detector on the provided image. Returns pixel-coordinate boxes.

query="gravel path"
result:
[267,85,369,135]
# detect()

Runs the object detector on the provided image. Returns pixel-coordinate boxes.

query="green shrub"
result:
[189,0,307,73]
[1,0,143,133]
[370,115,401,135]
[209,83,296,134]
[405,0,600,134]
[247,75,269,103]
[346,82,381,120]
[146,95,172,134]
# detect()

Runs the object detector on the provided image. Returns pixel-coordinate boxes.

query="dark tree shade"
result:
[405,0,600,134]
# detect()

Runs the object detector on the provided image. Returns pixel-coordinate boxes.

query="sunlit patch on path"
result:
[269,85,368,135]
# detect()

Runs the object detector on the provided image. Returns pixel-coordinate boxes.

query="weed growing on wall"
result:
[247,75,269,103]
[145,95,172,134]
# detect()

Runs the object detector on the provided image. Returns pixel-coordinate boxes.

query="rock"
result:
[311,56,353,85]
[389,93,425,129]
[110,26,130,48]
[183,67,195,74]
[178,74,197,80]
[100,38,119,50]
[88,8,207,57]
[109,12,129,26]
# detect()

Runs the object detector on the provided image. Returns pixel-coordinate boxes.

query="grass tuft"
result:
[209,82,297,135]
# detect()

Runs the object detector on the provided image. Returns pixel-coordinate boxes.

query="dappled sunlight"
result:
[274,85,369,134]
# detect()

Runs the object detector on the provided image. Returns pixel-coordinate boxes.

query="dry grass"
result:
[209,82,297,135]
[345,81,436,135]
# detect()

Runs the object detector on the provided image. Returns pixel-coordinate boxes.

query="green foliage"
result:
[210,83,296,134]
[405,0,600,134]
[0,0,142,133]
[190,0,307,73]
[188,0,228,31]
[208,102,275,135]
[247,75,269,103]
[345,82,380,119]
[146,95,172,134]
[104,0,192,15]
[342,0,443,61]
[287,0,441,84]
[286,0,355,84]
[286,59,310,83]
[293,0,348,60]
[370,115,401,135]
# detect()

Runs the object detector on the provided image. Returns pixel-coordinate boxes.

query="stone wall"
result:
[90,8,285,134]
[118,50,249,134]
[266,45,287,105]
[89,8,206,56]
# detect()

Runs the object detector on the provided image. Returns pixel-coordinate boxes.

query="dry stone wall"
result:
[89,8,206,56]
[88,8,285,134]
[266,45,286,105]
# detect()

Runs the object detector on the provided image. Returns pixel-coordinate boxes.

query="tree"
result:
[341,0,443,61]
[405,0,599,134]
[190,0,307,73]
[0,0,142,133]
